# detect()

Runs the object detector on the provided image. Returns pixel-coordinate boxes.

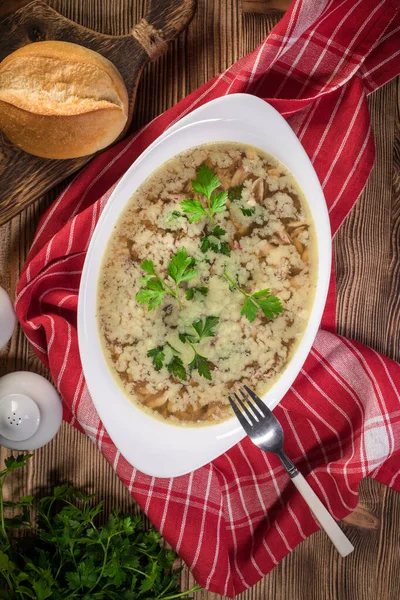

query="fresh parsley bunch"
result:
[180,166,228,226]
[0,455,200,600]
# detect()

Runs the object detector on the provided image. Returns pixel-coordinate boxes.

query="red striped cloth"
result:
[15,0,400,596]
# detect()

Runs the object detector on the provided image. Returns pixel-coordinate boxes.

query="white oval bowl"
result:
[78,94,331,478]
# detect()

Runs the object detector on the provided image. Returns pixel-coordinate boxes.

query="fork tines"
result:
[228,385,267,427]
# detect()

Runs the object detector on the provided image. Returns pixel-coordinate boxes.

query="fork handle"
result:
[291,472,354,557]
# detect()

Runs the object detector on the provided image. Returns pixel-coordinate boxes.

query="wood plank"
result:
[0,3,399,600]
[242,0,291,12]
[0,0,32,18]
[335,78,400,362]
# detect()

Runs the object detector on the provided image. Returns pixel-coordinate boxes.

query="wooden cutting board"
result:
[0,0,196,225]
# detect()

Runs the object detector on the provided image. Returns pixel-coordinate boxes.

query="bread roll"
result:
[0,41,129,159]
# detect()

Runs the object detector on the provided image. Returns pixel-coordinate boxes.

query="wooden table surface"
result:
[0,1,399,599]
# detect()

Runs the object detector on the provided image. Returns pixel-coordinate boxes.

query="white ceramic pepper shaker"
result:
[0,286,16,349]
[0,371,63,450]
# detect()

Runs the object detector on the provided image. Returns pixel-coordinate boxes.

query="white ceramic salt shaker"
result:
[0,372,62,450]
[0,286,16,349]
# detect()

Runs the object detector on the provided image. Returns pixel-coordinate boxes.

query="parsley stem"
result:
[92,537,110,589]
[223,271,247,298]
[223,272,259,307]
[206,194,215,227]
[187,340,202,366]
[2,570,15,595]
[158,276,183,309]
[161,586,202,599]
[0,480,6,542]
[124,565,149,578]
[174,282,183,309]
[0,472,10,543]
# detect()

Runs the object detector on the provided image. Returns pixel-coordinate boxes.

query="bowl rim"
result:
[78,94,331,477]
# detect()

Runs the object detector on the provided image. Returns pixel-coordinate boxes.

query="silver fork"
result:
[229,385,354,557]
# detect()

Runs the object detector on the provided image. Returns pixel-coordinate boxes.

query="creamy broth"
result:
[98,143,317,425]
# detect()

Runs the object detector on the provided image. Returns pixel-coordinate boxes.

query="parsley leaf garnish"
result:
[228,184,255,216]
[167,247,196,284]
[208,224,225,237]
[178,331,198,344]
[181,165,228,226]
[223,272,284,323]
[241,206,255,216]
[147,346,165,371]
[189,352,212,380]
[165,210,184,223]
[147,344,187,380]
[136,247,196,310]
[192,164,220,198]
[192,316,220,339]
[178,316,219,380]
[228,185,244,201]
[185,286,209,300]
[210,190,228,215]
[180,199,206,223]
[167,355,187,380]
[200,225,231,256]
[136,279,166,311]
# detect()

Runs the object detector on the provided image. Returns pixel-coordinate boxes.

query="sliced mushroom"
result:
[136,385,151,398]
[294,238,303,254]
[230,166,247,187]
[145,391,168,409]
[287,220,307,229]
[252,177,264,203]
[276,258,291,280]
[215,167,233,190]
[230,214,250,236]
[290,276,301,290]
[270,230,291,245]
[287,220,308,239]
[302,248,309,262]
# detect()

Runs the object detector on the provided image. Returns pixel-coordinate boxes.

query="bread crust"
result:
[0,41,129,159]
